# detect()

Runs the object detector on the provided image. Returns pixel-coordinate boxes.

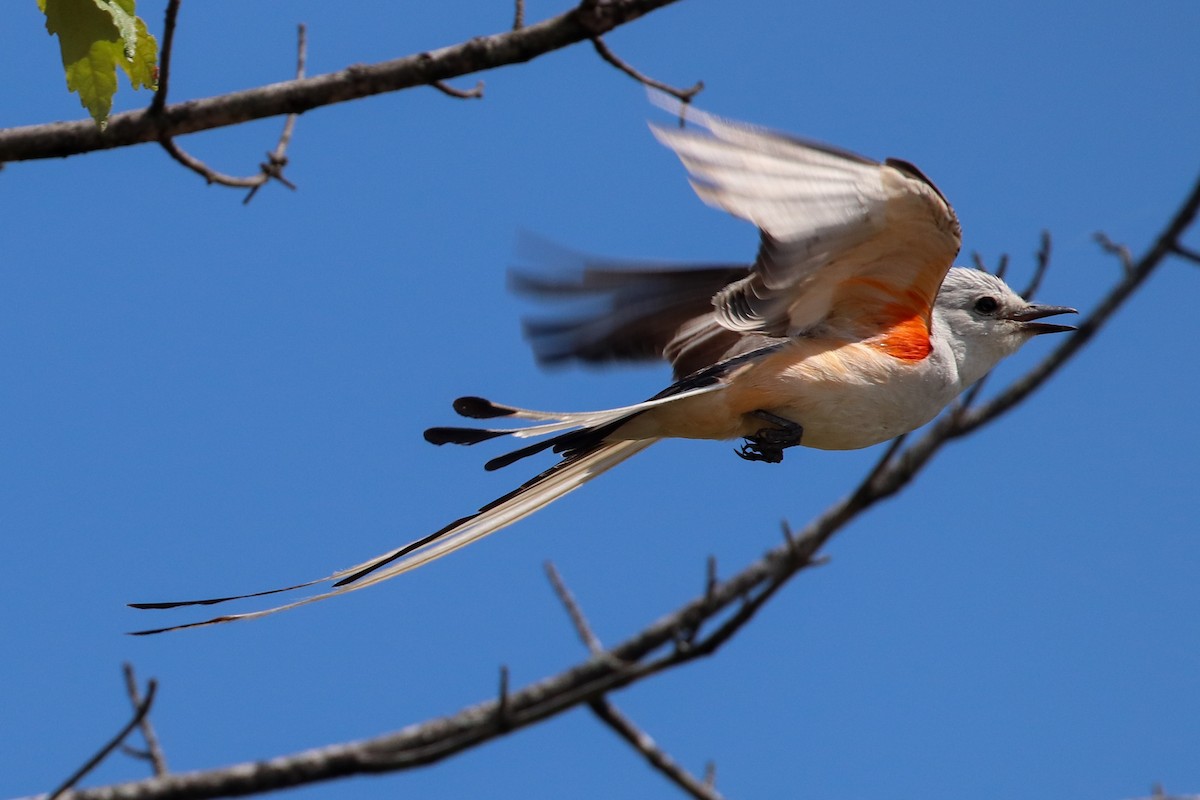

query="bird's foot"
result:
[735,411,804,464]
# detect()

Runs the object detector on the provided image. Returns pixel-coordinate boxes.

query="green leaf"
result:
[41,0,158,129]
[118,14,158,90]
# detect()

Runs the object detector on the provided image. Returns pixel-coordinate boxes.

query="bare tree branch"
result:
[48,165,1200,800]
[1019,230,1052,300]
[121,664,169,777]
[1094,231,1135,275]
[431,79,485,99]
[48,674,158,800]
[544,561,605,655]
[546,563,723,799]
[589,699,725,800]
[151,2,306,202]
[1170,242,1200,266]
[590,36,703,102]
[0,0,686,165]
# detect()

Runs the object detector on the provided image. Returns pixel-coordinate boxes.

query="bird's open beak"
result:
[1007,304,1078,335]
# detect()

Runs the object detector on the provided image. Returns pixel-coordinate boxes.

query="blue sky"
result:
[3,1,1199,798]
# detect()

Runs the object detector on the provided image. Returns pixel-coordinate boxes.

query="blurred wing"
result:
[650,94,961,349]
[513,256,752,379]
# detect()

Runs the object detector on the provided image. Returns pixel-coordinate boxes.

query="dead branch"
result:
[590,36,703,102]
[1172,243,1200,265]
[53,170,1200,800]
[1094,231,1135,274]
[590,699,725,800]
[151,1,305,201]
[0,0,686,165]
[121,664,169,777]
[546,563,722,799]
[544,561,605,655]
[431,79,485,99]
[1019,230,1052,299]
[49,673,158,800]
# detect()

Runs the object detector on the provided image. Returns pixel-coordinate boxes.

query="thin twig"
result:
[970,251,1009,281]
[1172,242,1200,265]
[431,79,485,99]
[589,699,725,800]
[152,15,308,202]
[852,433,908,499]
[1019,230,1052,300]
[590,36,703,102]
[122,664,169,776]
[544,561,605,654]
[1094,231,1135,274]
[496,665,511,731]
[513,0,526,30]
[119,744,154,759]
[780,518,797,550]
[147,0,180,118]
[241,23,307,203]
[47,677,158,800]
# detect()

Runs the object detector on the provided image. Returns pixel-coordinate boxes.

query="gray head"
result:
[934,267,1076,386]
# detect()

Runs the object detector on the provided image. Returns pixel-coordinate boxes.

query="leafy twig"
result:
[0,0,687,165]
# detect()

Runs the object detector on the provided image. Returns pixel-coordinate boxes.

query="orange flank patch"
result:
[873,313,932,361]
[839,276,935,362]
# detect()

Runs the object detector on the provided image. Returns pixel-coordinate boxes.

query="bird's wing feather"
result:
[649,93,961,345]
[514,261,747,374]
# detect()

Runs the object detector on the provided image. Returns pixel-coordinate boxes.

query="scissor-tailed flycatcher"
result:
[131,96,1075,633]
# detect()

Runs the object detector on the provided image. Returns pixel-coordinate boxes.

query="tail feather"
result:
[128,437,656,634]
[423,427,508,446]
[429,383,725,447]
[130,381,728,634]
[453,396,517,419]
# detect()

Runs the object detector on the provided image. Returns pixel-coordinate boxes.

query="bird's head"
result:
[935,267,1076,386]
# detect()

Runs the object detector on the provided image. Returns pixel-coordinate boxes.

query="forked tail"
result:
[126,394,681,633]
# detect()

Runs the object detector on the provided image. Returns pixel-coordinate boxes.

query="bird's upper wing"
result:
[650,95,962,351]
[514,259,747,366]
[514,256,762,379]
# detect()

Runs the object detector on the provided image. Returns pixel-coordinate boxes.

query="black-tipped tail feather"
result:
[128,436,656,634]
[424,426,508,446]
[453,396,518,419]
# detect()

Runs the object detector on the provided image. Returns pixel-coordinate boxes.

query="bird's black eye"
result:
[974,296,999,314]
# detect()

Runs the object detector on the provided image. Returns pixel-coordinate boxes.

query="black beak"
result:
[1007,304,1078,335]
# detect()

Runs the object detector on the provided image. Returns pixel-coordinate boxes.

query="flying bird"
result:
[131,95,1075,633]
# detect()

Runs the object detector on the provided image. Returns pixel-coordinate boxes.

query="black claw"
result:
[736,441,784,463]
[735,410,803,463]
